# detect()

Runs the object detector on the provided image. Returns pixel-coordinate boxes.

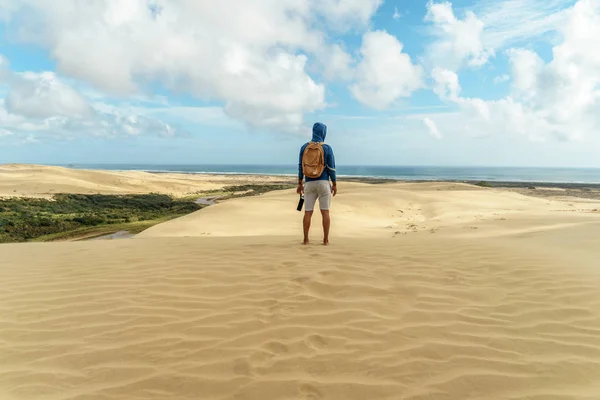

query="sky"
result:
[0,0,599,167]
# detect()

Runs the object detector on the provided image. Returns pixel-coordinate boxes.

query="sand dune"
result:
[3,170,600,399]
[0,164,287,198]
[139,181,600,240]
[2,234,600,400]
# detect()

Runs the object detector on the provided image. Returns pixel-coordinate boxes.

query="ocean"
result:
[60,164,600,184]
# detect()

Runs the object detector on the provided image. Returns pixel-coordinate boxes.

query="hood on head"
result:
[312,122,327,142]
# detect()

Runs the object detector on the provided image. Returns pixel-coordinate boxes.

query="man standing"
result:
[297,122,337,245]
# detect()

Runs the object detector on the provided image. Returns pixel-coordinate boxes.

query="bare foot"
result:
[323,240,329,246]
[303,239,310,245]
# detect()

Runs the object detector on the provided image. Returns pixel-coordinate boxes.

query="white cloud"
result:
[0,66,182,140]
[351,30,423,109]
[432,68,461,100]
[425,1,494,70]
[321,44,353,81]
[0,128,13,137]
[21,134,39,144]
[6,72,93,119]
[506,0,600,140]
[474,0,576,49]
[507,49,544,96]
[493,74,510,84]
[393,7,402,20]
[428,0,600,142]
[0,0,19,21]
[142,106,242,128]
[3,0,596,154]
[432,68,491,121]
[317,0,383,30]
[424,0,572,72]
[0,54,10,83]
[0,0,384,131]
[423,117,442,139]
[214,51,325,131]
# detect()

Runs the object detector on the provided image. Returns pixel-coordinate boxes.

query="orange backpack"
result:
[302,141,325,179]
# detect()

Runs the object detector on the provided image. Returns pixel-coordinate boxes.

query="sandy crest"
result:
[0,164,288,198]
[2,178,600,399]
[2,234,600,400]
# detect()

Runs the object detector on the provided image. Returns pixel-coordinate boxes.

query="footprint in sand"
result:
[305,334,328,350]
[255,311,271,323]
[264,341,289,355]
[248,341,289,369]
[257,299,297,323]
[248,350,275,367]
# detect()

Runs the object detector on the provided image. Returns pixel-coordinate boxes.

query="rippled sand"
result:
[2,232,600,399]
[2,177,600,399]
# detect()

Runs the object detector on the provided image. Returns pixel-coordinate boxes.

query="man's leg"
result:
[303,211,313,245]
[318,181,332,245]
[321,210,330,245]
[303,182,318,245]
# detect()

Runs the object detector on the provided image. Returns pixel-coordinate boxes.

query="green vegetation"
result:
[1,184,296,244]
[0,194,202,243]
[475,181,493,188]
[188,183,296,201]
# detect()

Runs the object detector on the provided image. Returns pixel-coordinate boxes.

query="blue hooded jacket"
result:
[298,122,336,183]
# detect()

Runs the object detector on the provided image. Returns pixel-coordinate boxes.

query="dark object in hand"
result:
[297,195,304,211]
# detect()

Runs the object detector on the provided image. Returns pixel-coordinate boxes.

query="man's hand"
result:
[297,183,304,194]
[331,184,337,197]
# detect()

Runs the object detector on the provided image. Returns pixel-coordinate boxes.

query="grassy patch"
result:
[474,181,493,188]
[189,184,296,201]
[0,194,202,243]
[1,184,295,243]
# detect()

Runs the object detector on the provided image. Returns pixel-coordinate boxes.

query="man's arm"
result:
[326,146,337,196]
[297,145,305,194]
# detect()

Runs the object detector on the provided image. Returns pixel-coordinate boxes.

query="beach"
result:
[2,165,600,399]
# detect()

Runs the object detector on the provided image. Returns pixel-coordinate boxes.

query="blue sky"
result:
[0,0,598,167]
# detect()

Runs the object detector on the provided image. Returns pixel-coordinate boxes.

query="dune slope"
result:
[139,182,600,239]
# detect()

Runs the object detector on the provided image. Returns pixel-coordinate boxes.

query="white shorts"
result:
[304,180,332,211]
